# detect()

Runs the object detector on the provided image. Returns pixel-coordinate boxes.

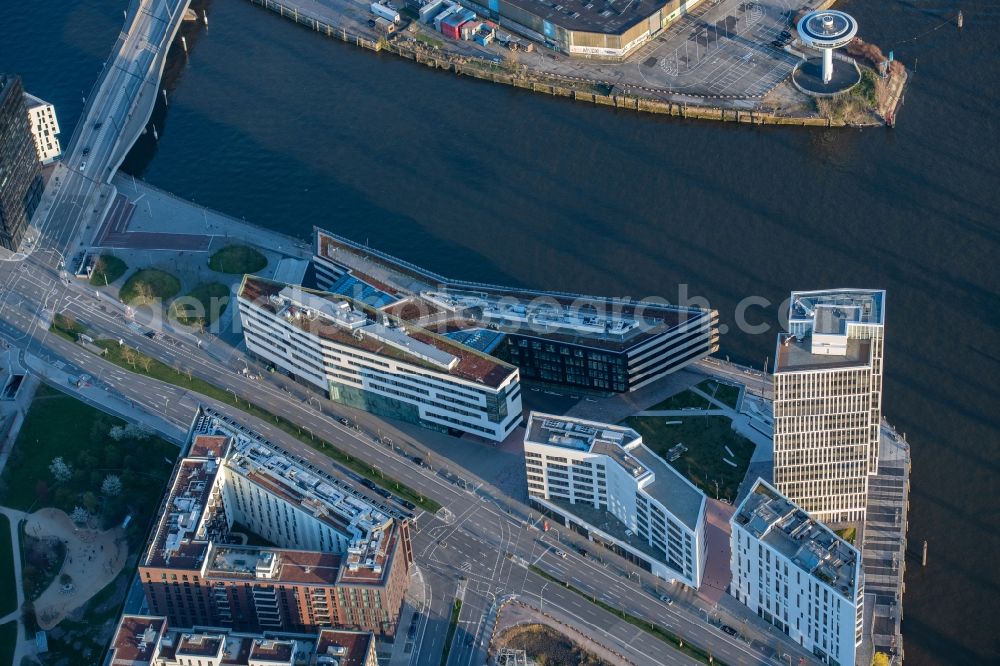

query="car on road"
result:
[553,548,567,559]
[721,625,738,636]
[80,161,87,171]
[94,121,103,130]
[82,146,91,156]
[412,457,425,467]
[659,595,674,605]
[143,330,157,339]
[576,546,588,557]
[338,417,349,425]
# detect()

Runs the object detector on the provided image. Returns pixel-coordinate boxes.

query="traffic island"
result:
[119,269,181,305]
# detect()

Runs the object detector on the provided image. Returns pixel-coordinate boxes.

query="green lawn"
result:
[440,598,462,666]
[0,621,15,666]
[119,269,181,305]
[89,255,128,286]
[91,340,441,513]
[50,312,87,342]
[625,415,755,502]
[208,245,267,274]
[170,282,230,327]
[835,527,857,545]
[0,514,16,617]
[647,388,712,412]
[697,379,741,410]
[0,385,178,542]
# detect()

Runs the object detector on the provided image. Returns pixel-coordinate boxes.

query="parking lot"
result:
[629,0,804,97]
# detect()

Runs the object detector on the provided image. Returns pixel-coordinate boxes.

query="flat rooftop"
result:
[775,288,883,373]
[143,408,401,584]
[205,545,343,586]
[789,289,884,327]
[488,0,672,36]
[526,413,704,530]
[315,228,714,353]
[109,616,370,666]
[239,276,517,388]
[109,615,166,665]
[315,629,374,666]
[775,336,872,373]
[734,480,859,599]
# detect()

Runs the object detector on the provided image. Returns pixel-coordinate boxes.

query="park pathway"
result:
[0,505,29,665]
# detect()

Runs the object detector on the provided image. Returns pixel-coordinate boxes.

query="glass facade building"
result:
[0,74,43,251]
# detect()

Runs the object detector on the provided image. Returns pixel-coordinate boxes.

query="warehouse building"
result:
[454,0,706,58]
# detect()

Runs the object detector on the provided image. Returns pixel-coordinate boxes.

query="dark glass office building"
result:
[0,74,44,251]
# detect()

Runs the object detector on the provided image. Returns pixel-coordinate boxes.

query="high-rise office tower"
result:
[772,289,885,524]
[0,74,44,251]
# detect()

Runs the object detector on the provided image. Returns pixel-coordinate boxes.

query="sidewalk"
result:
[22,352,186,444]
[0,506,28,664]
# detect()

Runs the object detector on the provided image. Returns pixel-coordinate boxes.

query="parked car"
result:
[721,625,738,636]
[338,417,349,425]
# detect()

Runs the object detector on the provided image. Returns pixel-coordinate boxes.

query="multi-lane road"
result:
[0,1,815,664]
[0,247,816,666]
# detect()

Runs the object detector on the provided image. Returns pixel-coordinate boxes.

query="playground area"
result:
[23,508,127,630]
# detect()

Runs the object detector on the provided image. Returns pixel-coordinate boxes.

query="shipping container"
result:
[370,2,401,23]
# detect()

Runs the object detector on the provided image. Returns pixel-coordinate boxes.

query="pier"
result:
[859,423,911,665]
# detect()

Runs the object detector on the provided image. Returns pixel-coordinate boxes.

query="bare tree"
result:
[49,457,72,482]
[101,474,123,497]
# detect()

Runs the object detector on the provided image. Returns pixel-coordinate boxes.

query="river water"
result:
[4,0,998,662]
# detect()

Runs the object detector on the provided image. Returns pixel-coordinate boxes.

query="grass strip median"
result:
[440,598,462,666]
[82,337,441,513]
[528,565,727,666]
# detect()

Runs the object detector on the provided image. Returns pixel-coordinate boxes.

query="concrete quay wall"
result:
[246,0,853,127]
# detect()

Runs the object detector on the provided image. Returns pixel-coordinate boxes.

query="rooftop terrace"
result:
[239,276,517,388]
[525,413,705,530]
[143,409,400,582]
[734,480,860,599]
[109,615,165,665]
[110,615,370,666]
[314,228,713,353]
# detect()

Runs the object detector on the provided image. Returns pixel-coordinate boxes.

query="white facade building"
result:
[524,413,706,588]
[237,277,522,442]
[23,93,61,164]
[773,289,885,524]
[730,479,864,666]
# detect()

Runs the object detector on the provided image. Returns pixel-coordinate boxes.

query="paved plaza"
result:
[628,0,804,97]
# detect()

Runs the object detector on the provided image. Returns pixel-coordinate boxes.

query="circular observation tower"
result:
[797,10,858,84]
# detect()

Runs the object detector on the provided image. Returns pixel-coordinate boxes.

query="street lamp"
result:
[539,581,550,613]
